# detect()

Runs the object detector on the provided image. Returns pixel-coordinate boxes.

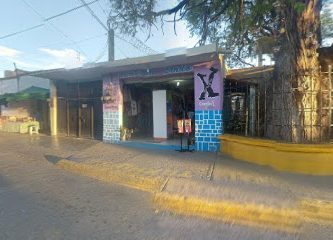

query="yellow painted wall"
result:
[219,134,333,175]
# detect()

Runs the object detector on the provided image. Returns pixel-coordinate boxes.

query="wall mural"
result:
[194,62,223,111]
[103,77,121,111]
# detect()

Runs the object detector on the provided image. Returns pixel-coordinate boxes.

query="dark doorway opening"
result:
[122,77,195,145]
[79,102,93,138]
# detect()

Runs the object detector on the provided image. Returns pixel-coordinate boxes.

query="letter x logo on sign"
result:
[197,67,219,101]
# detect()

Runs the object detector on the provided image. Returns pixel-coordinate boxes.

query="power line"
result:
[38,33,107,48]
[115,34,158,55]
[78,0,158,56]
[0,24,44,40]
[97,0,109,18]
[20,0,87,57]
[78,0,108,31]
[46,0,99,21]
[94,39,108,62]
[0,0,98,40]
[1,0,158,61]
[117,47,129,58]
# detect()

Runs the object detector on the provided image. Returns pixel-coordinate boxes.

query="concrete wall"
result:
[153,90,167,139]
[220,134,333,175]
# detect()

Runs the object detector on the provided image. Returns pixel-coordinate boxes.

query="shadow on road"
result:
[44,155,64,164]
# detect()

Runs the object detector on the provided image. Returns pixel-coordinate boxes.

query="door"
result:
[79,103,93,138]
[68,100,78,137]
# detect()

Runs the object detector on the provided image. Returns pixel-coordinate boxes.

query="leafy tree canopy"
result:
[108,0,333,66]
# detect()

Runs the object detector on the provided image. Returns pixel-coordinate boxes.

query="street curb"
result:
[55,159,333,232]
[56,159,163,193]
[154,192,301,233]
[301,199,333,224]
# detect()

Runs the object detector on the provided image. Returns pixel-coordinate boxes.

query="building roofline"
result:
[0,70,53,81]
[226,65,274,81]
[28,44,226,82]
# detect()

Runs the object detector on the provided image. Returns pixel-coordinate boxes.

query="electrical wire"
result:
[0,0,98,41]
[46,0,99,21]
[97,0,109,18]
[78,0,108,31]
[0,24,44,40]
[20,0,87,58]
[1,0,158,65]
[117,46,129,58]
[114,34,158,55]
[94,39,108,62]
[38,33,107,48]
[78,0,158,55]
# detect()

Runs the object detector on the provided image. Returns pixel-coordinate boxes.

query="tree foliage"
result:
[108,0,331,66]
[107,0,333,142]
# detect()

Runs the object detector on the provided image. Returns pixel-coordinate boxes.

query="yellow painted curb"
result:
[154,192,301,233]
[219,134,333,175]
[57,159,163,193]
[55,159,333,232]
[300,199,333,225]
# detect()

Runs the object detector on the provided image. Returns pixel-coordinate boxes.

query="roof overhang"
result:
[226,66,274,82]
[29,44,224,83]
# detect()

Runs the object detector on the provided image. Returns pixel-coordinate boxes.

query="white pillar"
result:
[153,90,167,139]
[49,80,57,136]
[249,85,256,136]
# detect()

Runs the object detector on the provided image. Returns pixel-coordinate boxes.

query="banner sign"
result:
[177,119,184,133]
[194,61,223,111]
[184,119,192,133]
[177,119,192,134]
[103,77,121,111]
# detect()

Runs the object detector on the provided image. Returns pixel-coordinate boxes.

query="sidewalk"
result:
[1,133,332,233]
[48,141,333,232]
[62,141,333,202]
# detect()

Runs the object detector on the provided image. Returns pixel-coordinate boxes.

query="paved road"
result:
[0,133,329,239]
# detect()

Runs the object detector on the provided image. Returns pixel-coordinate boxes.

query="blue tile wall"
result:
[103,111,121,143]
[195,110,223,152]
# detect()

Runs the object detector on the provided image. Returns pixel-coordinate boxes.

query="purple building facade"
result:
[102,49,225,152]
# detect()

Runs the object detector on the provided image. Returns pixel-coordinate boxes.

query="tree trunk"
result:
[267,0,324,143]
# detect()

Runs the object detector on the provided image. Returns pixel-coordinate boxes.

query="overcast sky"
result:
[0,0,198,77]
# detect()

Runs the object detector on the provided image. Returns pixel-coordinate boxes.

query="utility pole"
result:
[13,62,20,92]
[80,0,114,61]
[107,20,114,61]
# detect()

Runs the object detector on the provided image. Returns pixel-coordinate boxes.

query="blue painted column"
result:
[194,56,224,152]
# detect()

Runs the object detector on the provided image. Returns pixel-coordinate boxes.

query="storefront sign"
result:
[177,119,192,134]
[103,78,121,111]
[194,61,223,111]
[119,65,193,79]
[177,119,184,133]
[165,65,192,74]
[184,119,192,133]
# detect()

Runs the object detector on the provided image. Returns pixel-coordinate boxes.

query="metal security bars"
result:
[223,65,333,143]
